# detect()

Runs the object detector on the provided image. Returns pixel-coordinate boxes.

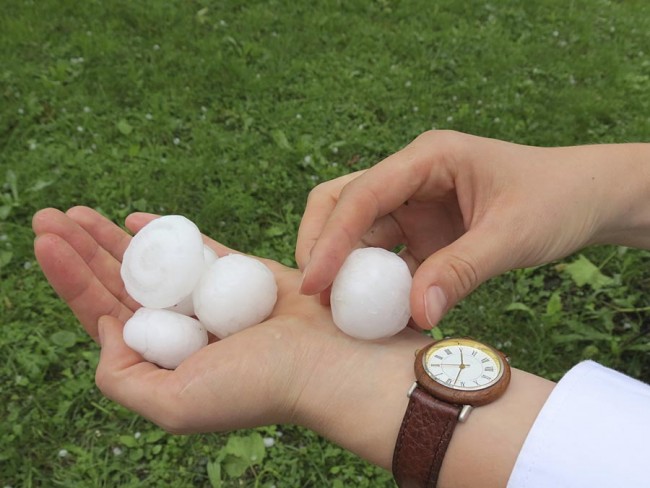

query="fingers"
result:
[299,131,462,296]
[296,171,364,270]
[33,207,139,311]
[33,234,134,340]
[410,227,514,329]
[66,206,131,262]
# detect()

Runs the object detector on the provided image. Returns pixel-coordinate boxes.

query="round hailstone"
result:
[121,215,204,309]
[193,254,278,338]
[331,247,412,340]
[166,245,219,316]
[123,308,209,369]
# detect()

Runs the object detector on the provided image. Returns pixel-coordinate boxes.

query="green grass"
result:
[1,0,649,486]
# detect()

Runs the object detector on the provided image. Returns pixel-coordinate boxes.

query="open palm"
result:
[33,206,428,469]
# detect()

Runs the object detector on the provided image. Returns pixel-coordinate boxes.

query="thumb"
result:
[410,229,515,329]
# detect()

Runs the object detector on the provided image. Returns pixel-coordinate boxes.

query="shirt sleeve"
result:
[507,360,650,488]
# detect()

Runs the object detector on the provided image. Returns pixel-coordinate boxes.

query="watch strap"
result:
[392,385,461,488]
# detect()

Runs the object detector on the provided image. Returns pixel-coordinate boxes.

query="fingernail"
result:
[424,286,447,328]
[97,317,107,345]
[299,261,311,294]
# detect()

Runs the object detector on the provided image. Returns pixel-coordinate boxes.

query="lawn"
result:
[1,0,649,486]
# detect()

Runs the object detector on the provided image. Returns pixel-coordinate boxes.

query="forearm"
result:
[298,329,554,487]
[571,143,650,249]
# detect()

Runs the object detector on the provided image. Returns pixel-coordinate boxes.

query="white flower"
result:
[58,449,69,458]
[263,437,275,448]
[153,44,160,51]
[134,432,142,440]
[77,126,84,133]
[112,447,123,456]
[404,80,412,88]
[83,106,91,113]
[173,137,180,145]
[145,113,153,120]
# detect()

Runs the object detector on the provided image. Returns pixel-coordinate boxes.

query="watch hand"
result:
[453,366,463,385]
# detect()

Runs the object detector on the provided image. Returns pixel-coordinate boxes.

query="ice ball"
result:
[193,254,278,338]
[121,215,204,309]
[331,247,412,340]
[166,245,219,316]
[123,308,209,369]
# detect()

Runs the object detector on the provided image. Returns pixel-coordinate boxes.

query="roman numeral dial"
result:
[422,338,505,392]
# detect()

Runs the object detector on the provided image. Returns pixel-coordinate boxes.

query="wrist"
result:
[586,143,650,249]
[295,327,429,468]
[295,328,555,488]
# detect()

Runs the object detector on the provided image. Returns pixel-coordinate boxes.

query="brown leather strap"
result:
[392,385,461,488]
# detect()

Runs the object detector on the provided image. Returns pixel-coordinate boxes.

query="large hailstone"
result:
[166,245,219,316]
[331,247,412,340]
[121,215,205,309]
[123,308,209,369]
[193,254,278,338]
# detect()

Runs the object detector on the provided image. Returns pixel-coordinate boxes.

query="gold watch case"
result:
[415,337,511,407]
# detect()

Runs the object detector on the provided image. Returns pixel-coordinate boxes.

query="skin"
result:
[297,130,650,328]
[33,206,552,487]
[32,132,650,485]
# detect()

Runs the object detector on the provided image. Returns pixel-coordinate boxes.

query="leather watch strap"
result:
[392,385,461,488]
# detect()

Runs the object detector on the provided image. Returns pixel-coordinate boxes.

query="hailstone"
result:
[121,215,204,309]
[123,308,209,369]
[166,245,219,316]
[330,247,412,340]
[193,254,278,338]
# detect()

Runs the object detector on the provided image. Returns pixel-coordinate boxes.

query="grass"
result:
[1,0,649,486]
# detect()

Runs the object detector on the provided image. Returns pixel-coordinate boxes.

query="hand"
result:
[297,130,650,328]
[32,206,555,487]
[32,206,428,469]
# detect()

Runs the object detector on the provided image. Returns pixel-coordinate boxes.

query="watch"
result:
[392,337,511,488]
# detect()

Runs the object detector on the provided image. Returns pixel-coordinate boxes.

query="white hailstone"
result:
[331,247,412,340]
[193,254,277,338]
[121,215,204,309]
[166,245,218,316]
[123,308,208,369]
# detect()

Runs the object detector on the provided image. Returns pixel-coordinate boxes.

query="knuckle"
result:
[444,253,480,296]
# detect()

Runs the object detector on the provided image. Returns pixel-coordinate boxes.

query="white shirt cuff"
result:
[507,360,650,488]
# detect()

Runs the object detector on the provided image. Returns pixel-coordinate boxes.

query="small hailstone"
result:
[193,254,277,338]
[331,247,412,340]
[123,308,208,369]
[166,245,218,316]
[121,215,205,309]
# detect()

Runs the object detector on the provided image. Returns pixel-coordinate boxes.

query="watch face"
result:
[422,338,505,392]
